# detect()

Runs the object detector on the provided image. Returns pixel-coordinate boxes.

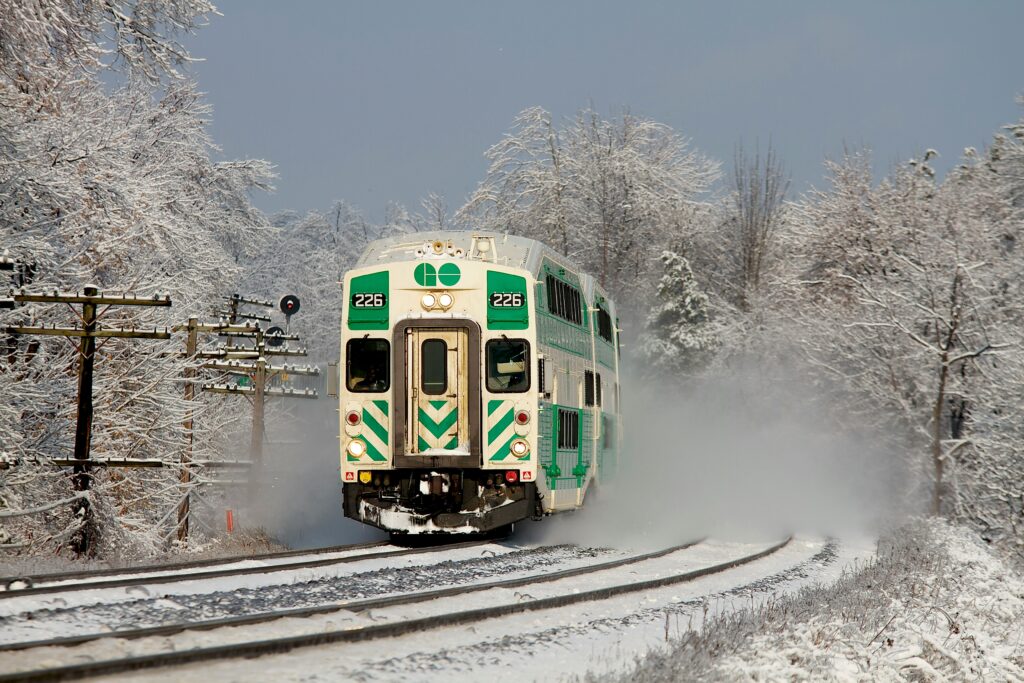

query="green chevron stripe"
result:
[364,438,386,462]
[374,399,389,417]
[488,399,504,416]
[418,435,430,451]
[419,407,458,439]
[362,408,388,446]
[429,400,447,410]
[487,408,514,446]
[489,433,518,461]
[444,436,458,449]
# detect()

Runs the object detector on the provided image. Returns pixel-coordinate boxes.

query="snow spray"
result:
[519,356,907,549]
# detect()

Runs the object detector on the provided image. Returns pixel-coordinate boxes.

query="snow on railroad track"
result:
[0,535,875,682]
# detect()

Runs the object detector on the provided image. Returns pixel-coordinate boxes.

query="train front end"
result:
[339,235,539,535]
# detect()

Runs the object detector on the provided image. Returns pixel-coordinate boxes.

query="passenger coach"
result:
[339,232,621,534]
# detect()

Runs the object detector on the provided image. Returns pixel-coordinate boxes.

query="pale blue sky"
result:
[184,1,1024,220]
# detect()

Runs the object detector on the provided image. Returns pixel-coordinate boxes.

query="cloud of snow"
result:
[243,399,385,548]
[519,358,910,549]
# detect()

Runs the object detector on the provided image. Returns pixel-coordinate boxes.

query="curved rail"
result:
[0,540,388,592]
[0,537,791,682]
[0,538,705,653]
[0,539,486,600]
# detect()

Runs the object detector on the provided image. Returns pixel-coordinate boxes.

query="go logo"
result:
[414,262,461,287]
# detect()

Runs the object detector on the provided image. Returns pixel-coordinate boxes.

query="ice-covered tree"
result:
[0,1,274,556]
[459,107,718,314]
[786,148,1023,530]
[638,251,719,378]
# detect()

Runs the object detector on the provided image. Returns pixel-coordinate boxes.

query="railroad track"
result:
[0,537,791,682]
[0,540,389,592]
[0,539,486,600]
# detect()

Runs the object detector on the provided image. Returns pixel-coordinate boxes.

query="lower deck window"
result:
[346,338,390,392]
[558,408,579,450]
[486,339,530,392]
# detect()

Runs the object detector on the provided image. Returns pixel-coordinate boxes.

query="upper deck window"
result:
[545,274,583,325]
[597,305,613,342]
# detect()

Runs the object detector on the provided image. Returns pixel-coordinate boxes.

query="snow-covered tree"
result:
[459,107,718,315]
[0,2,274,556]
[785,148,1024,531]
[638,251,719,378]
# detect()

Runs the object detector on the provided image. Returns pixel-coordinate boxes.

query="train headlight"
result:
[438,293,454,309]
[358,471,372,484]
[420,293,437,309]
[347,439,366,458]
[510,439,530,458]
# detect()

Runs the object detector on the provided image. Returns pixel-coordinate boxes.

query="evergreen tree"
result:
[639,251,718,377]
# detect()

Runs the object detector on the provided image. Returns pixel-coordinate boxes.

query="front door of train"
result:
[406,328,470,455]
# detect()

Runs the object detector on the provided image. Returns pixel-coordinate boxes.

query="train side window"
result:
[584,370,595,407]
[538,357,546,395]
[346,338,390,393]
[596,373,602,407]
[421,339,447,395]
[486,339,530,393]
[597,306,613,342]
[602,415,613,449]
[557,408,579,450]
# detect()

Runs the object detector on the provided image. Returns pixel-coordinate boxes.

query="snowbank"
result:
[591,519,1024,681]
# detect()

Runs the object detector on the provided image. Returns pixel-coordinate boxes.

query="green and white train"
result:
[338,232,622,534]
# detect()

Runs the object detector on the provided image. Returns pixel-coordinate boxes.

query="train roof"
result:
[354,231,560,272]
[354,230,615,311]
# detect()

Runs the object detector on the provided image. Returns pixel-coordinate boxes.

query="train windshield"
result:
[346,338,390,392]
[486,339,530,392]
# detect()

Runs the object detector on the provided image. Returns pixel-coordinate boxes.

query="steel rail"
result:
[0,541,388,590]
[0,540,487,600]
[0,537,791,682]
[0,538,705,653]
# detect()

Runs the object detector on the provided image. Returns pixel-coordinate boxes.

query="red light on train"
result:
[505,470,519,483]
[515,410,530,425]
[346,410,361,426]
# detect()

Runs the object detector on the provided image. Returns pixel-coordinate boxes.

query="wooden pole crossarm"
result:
[194,460,254,467]
[227,295,273,307]
[172,322,261,334]
[220,330,300,340]
[5,326,171,339]
[268,364,321,376]
[202,383,318,399]
[202,362,256,375]
[217,344,308,356]
[194,350,259,359]
[215,311,272,322]
[265,347,308,357]
[13,291,172,306]
[49,458,165,468]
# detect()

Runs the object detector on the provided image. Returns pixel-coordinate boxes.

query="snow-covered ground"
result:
[0,535,873,682]
[594,519,1024,682]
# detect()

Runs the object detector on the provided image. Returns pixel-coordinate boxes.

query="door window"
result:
[421,339,448,395]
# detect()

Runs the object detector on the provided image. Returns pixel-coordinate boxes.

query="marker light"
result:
[515,410,530,425]
[438,293,454,309]
[510,439,530,458]
[358,471,372,484]
[347,440,366,458]
[421,293,437,309]
[505,470,519,483]
[346,410,361,426]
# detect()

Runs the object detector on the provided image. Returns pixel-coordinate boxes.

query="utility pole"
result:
[5,285,172,555]
[173,294,314,539]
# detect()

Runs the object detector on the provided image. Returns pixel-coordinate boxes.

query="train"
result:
[337,231,622,535]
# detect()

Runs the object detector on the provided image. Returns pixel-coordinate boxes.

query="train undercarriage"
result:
[343,469,540,535]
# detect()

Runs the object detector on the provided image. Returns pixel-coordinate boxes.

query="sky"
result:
[183,1,1024,221]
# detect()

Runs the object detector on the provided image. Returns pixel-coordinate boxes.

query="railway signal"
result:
[4,284,172,555]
